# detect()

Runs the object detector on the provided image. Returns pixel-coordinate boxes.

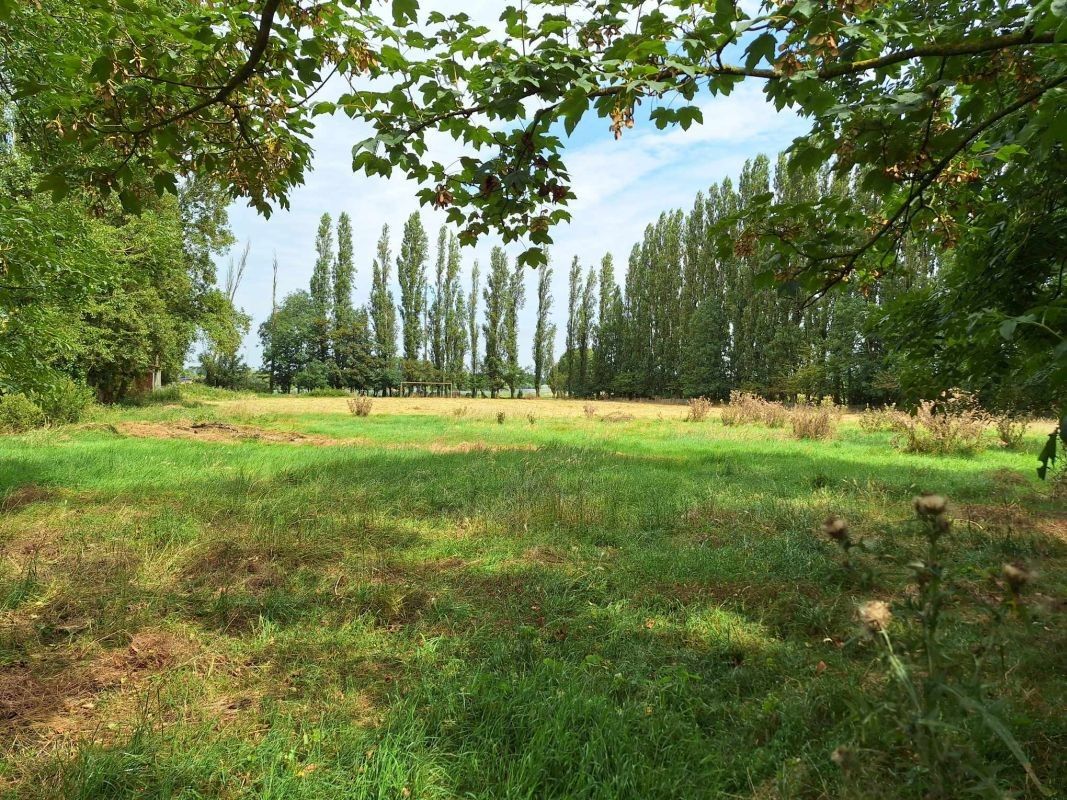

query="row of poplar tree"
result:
[257,151,932,402]
[258,211,540,396]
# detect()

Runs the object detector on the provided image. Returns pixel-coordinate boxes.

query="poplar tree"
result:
[309,213,333,362]
[565,256,581,397]
[482,247,509,397]
[504,257,526,397]
[396,212,428,363]
[577,266,597,396]
[369,224,398,391]
[443,234,466,380]
[467,260,481,396]
[429,226,448,370]
[532,259,554,397]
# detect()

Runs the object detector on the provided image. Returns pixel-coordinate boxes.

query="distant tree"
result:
[428,226,448,371]
[443,234,466,380]
[396,212,428,363]
[592,254,622,397]
[482,247,509,397]
[369,224,398,370]
[565,257,581,397]
[504,257,526,397]
[259,291,316,394]
[467,260,481,397]
[309,213,333,362]
[532,259,554,397]
[200,242,252,390]
[577,266,598,396]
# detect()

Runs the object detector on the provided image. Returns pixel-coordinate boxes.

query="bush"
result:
[451,405,470,417]
[0,394,47,433]
[891,389,990,455]
[32,377,96,424]
[993,413,1029,449]
[583,404,598,419]
[122,385,184,407]
[859,404,900,433]
[685,397,712,422]
[720,391,787,427]
[790,404,837,439]
[347,397,373,417]
[496,411,506,425]
[526,412,538,425]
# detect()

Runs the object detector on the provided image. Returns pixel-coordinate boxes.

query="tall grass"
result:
[0,400,1060,799]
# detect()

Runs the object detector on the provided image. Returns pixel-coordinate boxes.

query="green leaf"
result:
[745,33,777,70]
[944,687,1051,795]
[392,0,418,26]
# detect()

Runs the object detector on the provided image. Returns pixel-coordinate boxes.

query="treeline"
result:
[254,152,942,405]
[553,153,934,404]
[259,213,538,397]
[1,113,243,409]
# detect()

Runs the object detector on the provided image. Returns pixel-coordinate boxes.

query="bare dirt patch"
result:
[0,630,196,738]
[0,484,59,513]
[117,421,356,446]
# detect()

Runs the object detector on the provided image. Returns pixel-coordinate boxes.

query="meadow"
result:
[0,392,1063,799]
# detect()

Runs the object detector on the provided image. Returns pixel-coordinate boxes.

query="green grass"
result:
[0,402,1063,799]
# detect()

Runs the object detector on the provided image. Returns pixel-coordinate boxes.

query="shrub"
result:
[891,389,990,455]
[496,411,506,425]
[123,385,184,407]
[993,413,1029,449]
[859,404,900,433]
[719,390,788,428]
[451,405,470,417]
[526,412,538,425]
[32,377,96,424]
[347,397,373,417]
[760,400,788,428]
[685,397,712,422]
[790,404,837,439]
[583,404,598,419]
[0,394,47,433]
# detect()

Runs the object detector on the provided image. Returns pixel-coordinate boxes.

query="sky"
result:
[223,1,810,367]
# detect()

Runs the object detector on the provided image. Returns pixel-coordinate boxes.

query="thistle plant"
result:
[836,494,1048,798]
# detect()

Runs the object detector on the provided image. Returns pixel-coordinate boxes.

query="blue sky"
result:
[223,2,810,366]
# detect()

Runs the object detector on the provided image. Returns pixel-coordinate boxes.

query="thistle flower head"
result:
[913,493,948,517]
[821,515,850,544]
[857,600,892,634]
[1002,562,1034,595]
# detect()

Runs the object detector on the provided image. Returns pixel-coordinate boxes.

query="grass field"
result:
[1,392,1064,799]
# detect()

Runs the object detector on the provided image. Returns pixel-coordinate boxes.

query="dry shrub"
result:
[451,404,471,418]
[583,404,598,419]
[721,391,759,426]
[859,404,900,433]
[685,397,712,422]
[892,389,990,455]
[760,401,788,428]
[347,397,373,417]
[526,412,538,425]
[601,411,634,423]
[993,413,1029,449]
[790,404,837,440]
[496,411,506,425]
[719,391,789,428]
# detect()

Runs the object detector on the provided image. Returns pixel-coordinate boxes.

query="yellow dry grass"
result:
[208,395,693,420]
